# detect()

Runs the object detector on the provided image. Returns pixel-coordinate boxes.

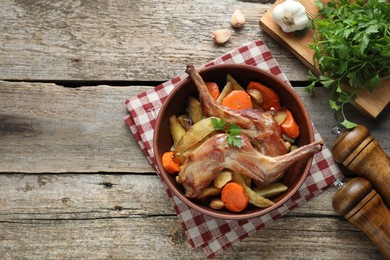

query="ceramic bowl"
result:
[153,64,314,220]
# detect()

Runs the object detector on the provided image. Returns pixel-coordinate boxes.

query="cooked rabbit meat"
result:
[177,133,323,198]
[185,64,287,156]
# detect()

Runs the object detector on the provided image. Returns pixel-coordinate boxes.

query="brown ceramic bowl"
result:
[153,64,314,220]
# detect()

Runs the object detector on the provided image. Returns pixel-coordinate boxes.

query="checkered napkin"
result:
[124,40,342,258]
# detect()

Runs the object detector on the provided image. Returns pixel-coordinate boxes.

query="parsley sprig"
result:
[210,118,242,148]
[306,0,390,129]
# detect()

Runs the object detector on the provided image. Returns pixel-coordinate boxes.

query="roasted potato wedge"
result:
[232,172,274,208]
[213,170,233,188]
[227,74,245,91]
[247,88,263,110]
[177,132,217,163]
[175,117,217,154]
[253,183,288,198]
[169,115,187,148]
[197,186,221,199]
[216,82,234,104]
[186,96,204,123]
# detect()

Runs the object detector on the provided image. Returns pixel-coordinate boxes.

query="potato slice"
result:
[253,183,288,198]
[245,186,274,208]
[226,74,245,91]
[231,172,274,208]
[213,170,233,188]
[175,117,217,154]
[209,198,225,210]
[247,88,263,105]
[216,82,234,104]
[247,88,263,109]
[169,115,187,149]
[274,107,288,125]
[197,186,221,199]
[186,96,204,123]
[177,132,217,163]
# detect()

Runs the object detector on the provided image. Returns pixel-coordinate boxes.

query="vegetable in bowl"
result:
[154,64,321,219]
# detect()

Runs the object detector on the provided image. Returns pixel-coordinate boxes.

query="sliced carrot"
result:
[280,109,300,139]
[247,81,280,111]
[222,90,253,110]
[205,82,220,100]
[221,182,249,212]
[162,151,181,174]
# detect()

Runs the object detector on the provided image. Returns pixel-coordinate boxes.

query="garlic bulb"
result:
[272,0,309,33]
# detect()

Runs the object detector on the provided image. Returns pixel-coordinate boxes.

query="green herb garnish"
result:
[211,118,242,148]
[306,0,390,129]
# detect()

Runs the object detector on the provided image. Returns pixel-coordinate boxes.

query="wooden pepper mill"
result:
[332,124,390,207]
[332,177,390,258]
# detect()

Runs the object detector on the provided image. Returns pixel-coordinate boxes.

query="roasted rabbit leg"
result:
[177,133,322,198]
[185,64,287,156]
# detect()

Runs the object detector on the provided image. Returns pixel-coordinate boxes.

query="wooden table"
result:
[1,1,388,259]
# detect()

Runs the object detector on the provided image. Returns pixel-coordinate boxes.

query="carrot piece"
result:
[280,109,300,139]
[222,90,253,110]
[247,81,280,111]
[221,182,249,212]
[162,152,181,174]
[205,82,220,100]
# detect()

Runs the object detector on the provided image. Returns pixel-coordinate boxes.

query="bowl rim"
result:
[153,63,314,220]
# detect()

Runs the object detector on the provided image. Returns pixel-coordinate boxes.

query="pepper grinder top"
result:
[332,124,390,207]
[332,125,371,165]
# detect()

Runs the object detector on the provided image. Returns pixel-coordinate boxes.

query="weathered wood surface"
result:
[0,0,309,81]
[1,0,389,258]
[0,81,151,173]
[0,81,388,259]
[0,174,383,259]
[1,81,389,173]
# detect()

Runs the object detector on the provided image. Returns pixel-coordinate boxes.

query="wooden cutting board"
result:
[260,0,390,118]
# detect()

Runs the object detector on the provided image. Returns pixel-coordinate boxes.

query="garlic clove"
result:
[213,29,232,44]
[231,9,245,28]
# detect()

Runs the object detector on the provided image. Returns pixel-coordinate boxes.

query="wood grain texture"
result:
[0,81,152,173]
[1,0,388,256]
[1,81,388,173]
[0,0,310,81]
[1,215,381,259]
[0,174,383,259]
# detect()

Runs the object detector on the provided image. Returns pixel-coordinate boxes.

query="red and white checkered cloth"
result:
[125,40,342,258]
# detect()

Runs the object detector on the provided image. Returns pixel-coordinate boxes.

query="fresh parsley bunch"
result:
[306,0,390,129]
[211,118,242,148]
